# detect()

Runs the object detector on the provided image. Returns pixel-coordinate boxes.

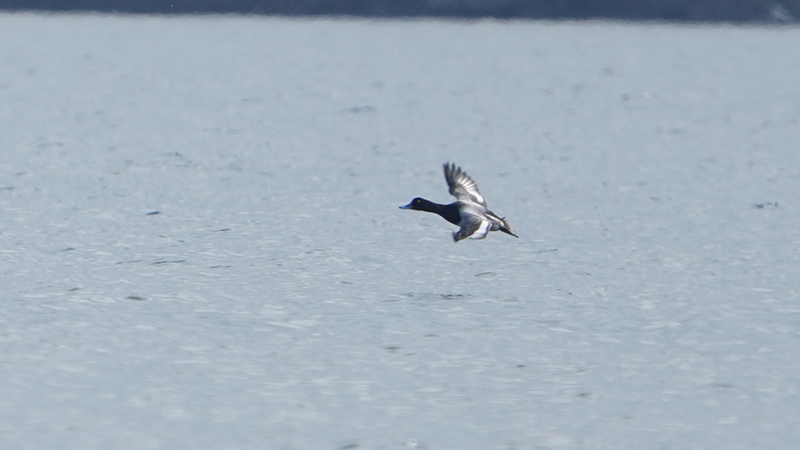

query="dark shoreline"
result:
[0,0,797,23]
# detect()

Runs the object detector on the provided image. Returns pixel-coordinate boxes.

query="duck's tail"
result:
[499,217,519,238]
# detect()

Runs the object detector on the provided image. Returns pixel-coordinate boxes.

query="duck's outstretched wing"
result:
[453,215,491,242]
[443,162,486,206]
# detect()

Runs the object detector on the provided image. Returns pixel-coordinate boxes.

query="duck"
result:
[400,162,519,242]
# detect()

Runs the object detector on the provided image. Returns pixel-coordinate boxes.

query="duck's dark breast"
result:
[437,203,462,226]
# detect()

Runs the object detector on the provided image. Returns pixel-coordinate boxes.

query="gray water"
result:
[1,13,800,449]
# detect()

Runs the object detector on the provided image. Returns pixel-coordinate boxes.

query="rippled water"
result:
[1,13,799,449]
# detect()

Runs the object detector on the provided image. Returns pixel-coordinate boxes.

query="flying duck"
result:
[400,162,518,242]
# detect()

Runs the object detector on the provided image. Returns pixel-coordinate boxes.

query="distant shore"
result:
[0,0,797,22]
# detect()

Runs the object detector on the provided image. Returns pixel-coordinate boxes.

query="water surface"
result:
[1,13,799,449]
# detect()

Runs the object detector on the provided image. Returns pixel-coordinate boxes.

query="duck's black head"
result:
[400,197,460,225]
[399,197,427,210]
